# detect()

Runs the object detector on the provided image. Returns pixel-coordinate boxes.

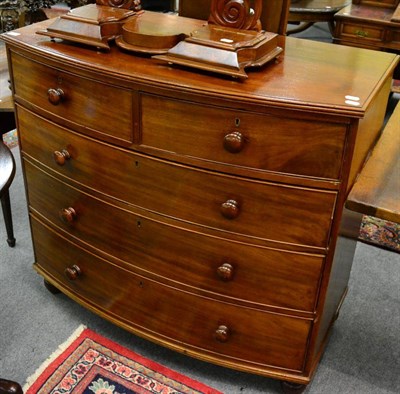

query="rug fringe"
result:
[23,325,87,392]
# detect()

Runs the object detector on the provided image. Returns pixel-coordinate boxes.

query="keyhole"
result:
[137,220,141,228]
[235,118,240,127]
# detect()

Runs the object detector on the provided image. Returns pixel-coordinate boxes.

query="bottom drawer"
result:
[31,218,312,373]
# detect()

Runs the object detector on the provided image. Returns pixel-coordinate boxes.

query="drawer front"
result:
[10,51,134,144]
[32,218,312,372]
[19,107,337,248]
[25,160,324,312]
[140,94,347,180]
[339,22,385,42]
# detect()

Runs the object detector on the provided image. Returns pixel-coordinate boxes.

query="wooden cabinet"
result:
[334,1,400,52]
[2,14,399,391]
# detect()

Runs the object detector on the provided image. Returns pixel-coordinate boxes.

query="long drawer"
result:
[25,159,324,312]
[10,51,135,145]
[337,21,386,45]
[31,217,312,373]
[18,106,337,249]
[140,93,348,180]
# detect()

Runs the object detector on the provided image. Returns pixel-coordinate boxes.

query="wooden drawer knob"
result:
[223,131,244,153]
[53,149,71,166]
[214,325,230,343]
[64,265,81,281]
[47,88,65,105]
[217,263,234,281]
[220,199,240,219]
[59,207,77,224]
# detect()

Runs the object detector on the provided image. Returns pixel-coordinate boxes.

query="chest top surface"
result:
[1,14,398,117]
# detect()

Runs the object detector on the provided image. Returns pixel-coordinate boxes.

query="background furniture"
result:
[0,42,15,136]
[0,0,22,32]
[288,0,350,34]
[346,101,400,224]
[2,9,398,394]
[0,379,23,394]
[333,0,400,83]
[0,0,60,33]
[333,0,400,51]
[0,141,16,247]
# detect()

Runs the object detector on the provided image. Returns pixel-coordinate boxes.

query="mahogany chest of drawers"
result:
[2,15,398,391]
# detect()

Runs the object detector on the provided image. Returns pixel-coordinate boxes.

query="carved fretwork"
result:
[96,0,142,11]
[208,0,262,31]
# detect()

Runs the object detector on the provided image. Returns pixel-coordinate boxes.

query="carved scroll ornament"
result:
[209,0,262,31]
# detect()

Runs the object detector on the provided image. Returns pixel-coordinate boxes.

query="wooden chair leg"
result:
[1,189,15,247]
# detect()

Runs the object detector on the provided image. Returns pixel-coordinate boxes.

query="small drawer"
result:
[32,217,312,373]
[18,107,337,249]
[10,51,134,145]
[140,94,347,180]
[339,22,385,42]
[25,159,324,312]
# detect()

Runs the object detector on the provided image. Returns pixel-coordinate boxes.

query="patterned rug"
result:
[2,128,18,148]
[2,129,399,252]
[24,326,222,394]
[359,216,400,253]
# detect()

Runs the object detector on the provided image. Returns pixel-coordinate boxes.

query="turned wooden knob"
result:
[64,265,81,281]
[217,263,234,281]
[214,325,230,342]
[223,131,245,153]
[59,207,77,224]
[220,199,240,219]
[53,149,71,166]
[47,88,65,105]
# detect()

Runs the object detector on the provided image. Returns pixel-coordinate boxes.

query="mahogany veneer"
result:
[1,12,399,392]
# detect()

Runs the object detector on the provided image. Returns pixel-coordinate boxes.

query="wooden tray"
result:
[154,24,283,79]
[115,12,205,54]
[37,4,137,50]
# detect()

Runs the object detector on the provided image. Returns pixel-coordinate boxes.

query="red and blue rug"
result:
[359,215,400,253]
[24,326,222,394]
